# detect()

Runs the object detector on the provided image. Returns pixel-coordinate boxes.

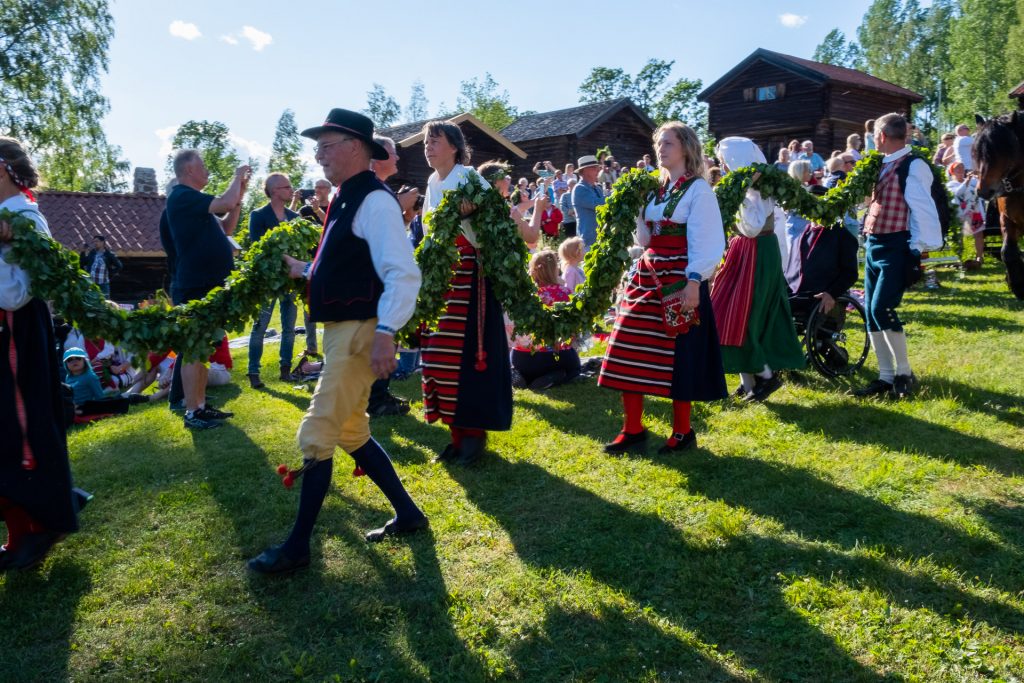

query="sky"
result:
[101,0,872,184]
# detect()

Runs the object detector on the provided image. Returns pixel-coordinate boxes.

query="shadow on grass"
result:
[922,377,1024,430]
[257,384,313,412]
[0,559,91,681]
[448,457,898,681]
[906,309,1024,333]
[665,453,1024,629]
[766,401,1024,477]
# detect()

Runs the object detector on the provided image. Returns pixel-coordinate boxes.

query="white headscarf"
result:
[716,136,767,173]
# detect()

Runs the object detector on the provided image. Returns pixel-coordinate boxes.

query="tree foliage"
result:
[1008,0,1024,90]
[166,120,243,196]
[0,0,129,191]
[812,29,863,68]
[364,83,402,128]
[267,109,306,189]
[577,59,706,135]
[406,79,429,122]
[455,73,519,131]
[946,0,1019,123]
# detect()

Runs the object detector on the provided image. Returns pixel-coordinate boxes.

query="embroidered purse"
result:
[643,253,699,337]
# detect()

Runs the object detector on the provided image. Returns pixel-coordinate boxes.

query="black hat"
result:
[301,108,389,160]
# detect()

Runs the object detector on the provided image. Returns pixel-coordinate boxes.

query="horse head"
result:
[972,111,1023,201]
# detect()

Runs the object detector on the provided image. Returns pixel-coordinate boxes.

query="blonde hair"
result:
[529,250,562,287]
[652,121,706,182]
[558,237,584,267]
[788,159,812,183]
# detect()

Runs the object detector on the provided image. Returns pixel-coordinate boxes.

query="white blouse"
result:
[424,164,491,247]
[0,194,50,311]
[634,178,725,280]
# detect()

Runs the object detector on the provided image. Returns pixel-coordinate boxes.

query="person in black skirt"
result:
[597,122,728,453]
[0,136,88,571]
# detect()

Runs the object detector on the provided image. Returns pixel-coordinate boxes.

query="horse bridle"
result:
[1000,167,1024,195]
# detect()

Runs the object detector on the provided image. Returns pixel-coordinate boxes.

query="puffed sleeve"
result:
[681,181,726,280]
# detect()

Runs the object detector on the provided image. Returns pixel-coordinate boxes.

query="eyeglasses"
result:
[314,137,353,154]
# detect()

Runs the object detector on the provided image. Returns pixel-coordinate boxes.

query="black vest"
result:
[307,170,394,323]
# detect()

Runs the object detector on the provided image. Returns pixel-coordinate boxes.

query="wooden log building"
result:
[1011,80,1024,111]
[378,113,527,191]
[500,98,656,180]
[698,48,923,159]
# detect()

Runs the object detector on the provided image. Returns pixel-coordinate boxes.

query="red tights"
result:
[0,498,39,552]
[450,426,485,448]
[613,393,692,445]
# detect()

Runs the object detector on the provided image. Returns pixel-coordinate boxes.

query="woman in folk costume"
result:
[598,122,728,454]
[711,137,805,402]
[420,121,514,467]
[0,137,89,571]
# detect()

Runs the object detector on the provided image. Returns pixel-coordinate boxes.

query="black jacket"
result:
[81,248,123,277]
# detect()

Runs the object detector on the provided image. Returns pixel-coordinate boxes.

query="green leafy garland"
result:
[1,209,319,362]
[5,149,960,358]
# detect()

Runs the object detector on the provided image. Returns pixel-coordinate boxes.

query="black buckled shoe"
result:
[658,430,697,454]
[852,379,894,398]
[745,373,783,403]
[603,429,648,454]
[892,373,917,400]
[5,531,61,570]
[456,434,488,466]
[247,545,310,576]
[365,515,430,543]
[432,443,459,464]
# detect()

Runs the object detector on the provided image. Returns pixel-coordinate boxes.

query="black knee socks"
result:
[282,457,333,558]
[350,439,422,522]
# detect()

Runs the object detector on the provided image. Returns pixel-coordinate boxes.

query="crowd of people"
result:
[0,103,971,574]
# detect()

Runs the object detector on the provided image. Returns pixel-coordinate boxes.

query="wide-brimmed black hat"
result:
[301,108,389,160]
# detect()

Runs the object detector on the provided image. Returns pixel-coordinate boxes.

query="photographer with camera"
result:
[293,179,332,223]
[166,151,250,429]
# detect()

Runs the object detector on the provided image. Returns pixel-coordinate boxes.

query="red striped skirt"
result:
[421,236,476,424]
[599,235,688,397]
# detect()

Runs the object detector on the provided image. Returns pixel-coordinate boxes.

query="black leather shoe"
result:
[852,379,894,398]
[456,434,488,466]
[892,373,917,400]
[247,545,310,575]
[658,430,697,454]
[5,532,60,570]
[432,443,459,464]
[365,515,430,543]
[603,429,648,454]
[745,373,783,403]
[248,374,265,389]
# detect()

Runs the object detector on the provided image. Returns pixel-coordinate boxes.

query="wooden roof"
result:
[379,112,527,159]
[36,191,166,256]
[1010,80,1024,98]
[500,98,655,143]
[699,48,923,102]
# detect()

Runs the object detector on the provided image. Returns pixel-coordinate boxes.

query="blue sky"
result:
[102,0,871,183]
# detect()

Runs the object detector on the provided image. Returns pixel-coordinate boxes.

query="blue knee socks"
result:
[282,457,333,558]
[351,439,422,522]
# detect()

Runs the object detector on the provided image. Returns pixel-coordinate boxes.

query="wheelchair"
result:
[789,293,869,378]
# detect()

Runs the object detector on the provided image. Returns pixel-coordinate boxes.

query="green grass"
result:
[2,263,1023,682]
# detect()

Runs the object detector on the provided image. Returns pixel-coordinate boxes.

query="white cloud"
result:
[779,13,808,28]
[155,126,178,158]
[220,34,239,45]
[230,134,272,164]
[169,20,201,41]
[241,26,273,51]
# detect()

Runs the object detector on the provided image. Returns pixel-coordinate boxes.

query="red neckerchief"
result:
[656,175,688,202]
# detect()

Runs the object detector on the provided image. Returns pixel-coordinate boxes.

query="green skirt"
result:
[720,234,806,373]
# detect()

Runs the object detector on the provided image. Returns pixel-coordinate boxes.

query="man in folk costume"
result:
[711,137,805,401]
[598,122,728,453]
[419,121,516,467]
[248,110,428,576]
[853,113,942,399]
[0,136,90,571]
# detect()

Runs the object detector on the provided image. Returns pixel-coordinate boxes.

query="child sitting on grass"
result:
[559,237,586,293]
[509,250,581,391]
[63,347,129,422]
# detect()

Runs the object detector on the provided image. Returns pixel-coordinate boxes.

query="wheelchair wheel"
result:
[804,294,869,378]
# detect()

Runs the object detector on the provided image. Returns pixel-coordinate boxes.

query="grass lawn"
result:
[2,263,1023,682]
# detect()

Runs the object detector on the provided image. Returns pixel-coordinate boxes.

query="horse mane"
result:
[973,111,1022,168]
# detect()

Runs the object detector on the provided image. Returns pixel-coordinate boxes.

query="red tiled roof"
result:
[36,191,166,256]
[1010,80,1024,98]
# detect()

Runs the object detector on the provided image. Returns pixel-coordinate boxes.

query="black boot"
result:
[351,439,427,541]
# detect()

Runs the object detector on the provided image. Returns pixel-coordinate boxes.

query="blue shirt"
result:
[799,152,826,173]
[572,181,605,248]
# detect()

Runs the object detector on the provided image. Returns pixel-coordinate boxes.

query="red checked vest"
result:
[864,156,912,235]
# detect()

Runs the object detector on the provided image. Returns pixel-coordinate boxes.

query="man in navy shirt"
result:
[166,149,250,430]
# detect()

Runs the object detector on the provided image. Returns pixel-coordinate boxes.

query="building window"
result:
[757,86,777,101]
